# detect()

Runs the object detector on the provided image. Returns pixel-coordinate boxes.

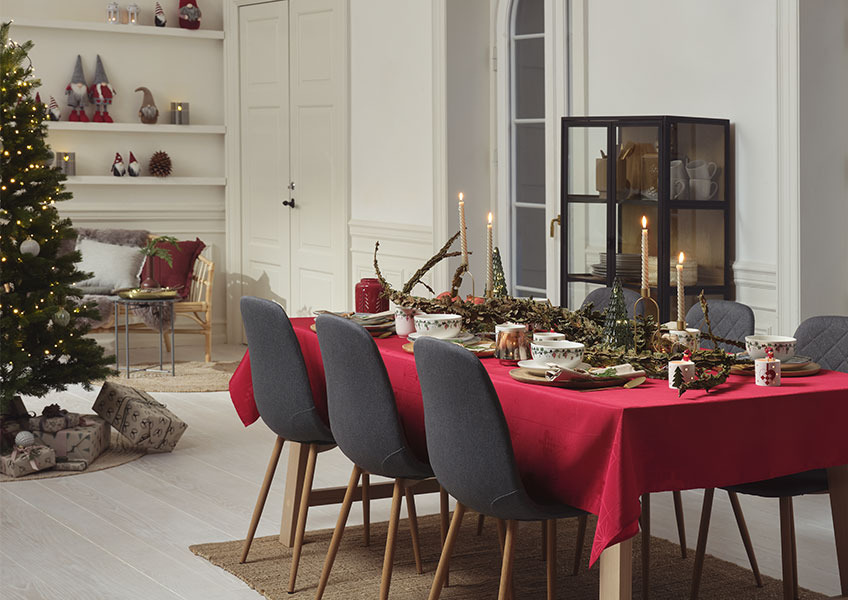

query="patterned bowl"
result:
[530,340,585,368]
[413,314,463,339]
[745,335,796,361]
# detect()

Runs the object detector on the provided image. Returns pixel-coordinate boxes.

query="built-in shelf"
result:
[11,18,224,40]
[64,176,225,186]
[47,122,225,135]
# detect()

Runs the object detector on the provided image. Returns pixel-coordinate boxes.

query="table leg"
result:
[828,464,848,596]
[114,302,119,372]
[159,306,164,371]
[170,302,175,376]
[280,441,310,547]
[125,302,130,377]
[599,538,633,600]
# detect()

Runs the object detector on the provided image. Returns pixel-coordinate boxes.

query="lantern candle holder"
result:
[128,3,139,24]
[170,102,190,125]
[106,2,119,23]
[57,152,76,176]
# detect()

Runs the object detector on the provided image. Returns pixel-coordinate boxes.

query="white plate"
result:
[407,331,476,343]
[517,360,593,375]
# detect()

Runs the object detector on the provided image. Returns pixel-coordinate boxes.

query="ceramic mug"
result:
[670,159,687,181]
[394,306,418,337]
[686,159,717,180]
[671,179,687,199]
[668,360,696,389]
[690,178,718,200]
[668,328,701,352]
[755,358,781,387]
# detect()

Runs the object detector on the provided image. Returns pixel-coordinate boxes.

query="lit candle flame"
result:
[458,192,464,202]
[62,155,69,162]
[641,215,647,229]
[177,105,182,111]
[678,251,685,264]
[488,212,493,225]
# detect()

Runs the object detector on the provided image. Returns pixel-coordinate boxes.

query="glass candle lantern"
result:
[127,3,139,24]
[57,152,75,176]
[106,2,119,24]
[170,102,190,125]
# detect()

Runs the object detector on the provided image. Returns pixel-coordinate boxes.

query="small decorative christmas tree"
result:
[602,278,633,349]
[1,23,113,415]
[491,247,508,298]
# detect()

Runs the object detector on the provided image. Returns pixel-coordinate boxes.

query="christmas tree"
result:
[491,247,508,298]
[602,278,633,349]
[1,23,112,415]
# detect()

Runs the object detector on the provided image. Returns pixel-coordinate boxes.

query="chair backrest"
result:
[189,254,214,306]
[315,314,431,479]
[414,337,530,517]
[685,299,754,352]
[581,286,642,318]
[239,296,333,443]
[794,316,848,372]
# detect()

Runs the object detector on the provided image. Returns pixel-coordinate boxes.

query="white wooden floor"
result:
[0,343,841,598]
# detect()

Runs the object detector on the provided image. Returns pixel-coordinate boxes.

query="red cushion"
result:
[142,238,205,298]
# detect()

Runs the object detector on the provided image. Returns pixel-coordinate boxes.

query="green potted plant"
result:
[139,235,180,289]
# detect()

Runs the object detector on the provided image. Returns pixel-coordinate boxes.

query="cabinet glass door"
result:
[669,121,727,202]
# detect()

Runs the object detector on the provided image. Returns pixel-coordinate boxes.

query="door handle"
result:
[283,198,295,208]
[550,214,561,237]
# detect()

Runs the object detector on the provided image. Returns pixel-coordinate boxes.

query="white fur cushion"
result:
[76,238,144,292]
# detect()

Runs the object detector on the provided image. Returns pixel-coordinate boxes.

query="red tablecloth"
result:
[230,317,848,564]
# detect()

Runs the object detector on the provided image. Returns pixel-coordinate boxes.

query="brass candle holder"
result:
[633,287,662,350]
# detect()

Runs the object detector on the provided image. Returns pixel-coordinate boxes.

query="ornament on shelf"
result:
[170,102,190,125]
[149,150,172,177]
[20,237,40,256]
[127,152,141,177]
[111,152,126,177]
[65,55,89,122]
[47,95,61,121]
[107,1,120,24]
[89,55,116,123]
[179,0,202,30]
[154,2,167,27]
[14,431,35,447]
[602,278,634,349]
[134,86,159,124]
[128,3,140,24]
[57,152,76,176]
[52,307,71,327]
[3,282,15,293]
[35,92,45,112]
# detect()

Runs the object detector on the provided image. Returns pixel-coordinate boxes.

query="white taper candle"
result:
[487,212,493,296]
[458,193,468,266]
[677,251,686,328]
[640,216,648,294]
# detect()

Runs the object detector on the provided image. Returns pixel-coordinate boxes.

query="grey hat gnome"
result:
[89,55,116,123]
[65,55,88,122]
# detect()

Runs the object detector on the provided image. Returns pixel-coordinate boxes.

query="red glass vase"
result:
[355,278,388,314]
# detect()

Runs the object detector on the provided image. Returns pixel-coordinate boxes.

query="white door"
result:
[239,0,291,307]
[288,0,348,315]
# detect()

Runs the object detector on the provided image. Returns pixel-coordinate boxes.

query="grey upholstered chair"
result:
[239,297,342,594]
[314,314,448,600]
[581,285,643,317]
[691,315,848,600]
[415,337,588,600]
[685,299,755,352]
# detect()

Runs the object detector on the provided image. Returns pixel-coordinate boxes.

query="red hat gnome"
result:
[178,0,202,30]
[47,96,61,121]
[65,55,89,122]
[154,2,167,27]
[127,152,141,177]
[89,55,116,123]
[111,152,126,177]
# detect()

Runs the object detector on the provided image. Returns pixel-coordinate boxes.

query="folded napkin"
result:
[545,363,646,383]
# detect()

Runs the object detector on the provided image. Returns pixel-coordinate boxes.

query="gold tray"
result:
[117,288,179,300]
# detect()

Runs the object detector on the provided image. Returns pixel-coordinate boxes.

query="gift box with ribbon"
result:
[0,444,56,477]
[32,415,110,463]
[93,382,187,453]
[28,404,81,434]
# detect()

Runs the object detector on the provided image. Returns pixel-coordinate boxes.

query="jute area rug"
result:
[101,360,239,393]
[190,513,825,599]
[0,431,144,482]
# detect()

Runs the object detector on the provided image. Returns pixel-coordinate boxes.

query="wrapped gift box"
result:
[32,415,110,463]
[93,382,187,452]
[0,445,56,477]
[29,410,81,434]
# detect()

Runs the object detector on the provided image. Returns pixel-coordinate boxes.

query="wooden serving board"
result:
[730,362,821,377]
[509,368,629,390]
[403,341,496,357]
[309,323,394,339]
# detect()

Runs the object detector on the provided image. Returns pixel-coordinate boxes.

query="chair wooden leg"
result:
[541,519,548,561]
[673,490,688,558]
[288,442,318,593]
[439,487,450,587]
[405,486,424,574]
[691,488,715,600]
[498,520,518,600]
[362,472,371,547]
[315,465,362,600]
[163,332,172,353]
[379,480,404,600]
[641,493,651,600]
[789,498,799,600]
[727,491,763,587]
[546,519,556,600]
[239,436,284,564]
[494,519,515,600]
[779,496,796,600]
[573,514,588,576]
[428,502,466,600]
[477,513,485,535]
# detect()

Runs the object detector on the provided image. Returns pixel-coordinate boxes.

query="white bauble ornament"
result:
[14,431,35,447]
[53,307,70,327]
[20,237,40,256]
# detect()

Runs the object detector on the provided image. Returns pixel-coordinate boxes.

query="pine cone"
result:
[149,151,172,177]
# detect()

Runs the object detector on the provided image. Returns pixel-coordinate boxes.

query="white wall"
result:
[799,0,848,319]
[577,0,780,332]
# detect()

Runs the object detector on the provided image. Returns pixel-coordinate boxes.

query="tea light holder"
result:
[106,2,120,23]
[755,357,781,387]
[127,3,139,24]
[57,152,75,176]
[668,356,696,389]
[170,102,190,125]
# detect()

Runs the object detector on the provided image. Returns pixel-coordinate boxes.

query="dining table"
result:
[228,316,848,599]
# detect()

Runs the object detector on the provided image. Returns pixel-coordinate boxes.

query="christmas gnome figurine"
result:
[178,0,202,30]
[134,87,159,124]
[111,152,126,177]
[127,152,140,177]
[47,95,61,121]
[154,2,167,27]
[65,55,89,122]
[89,55,116,123]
